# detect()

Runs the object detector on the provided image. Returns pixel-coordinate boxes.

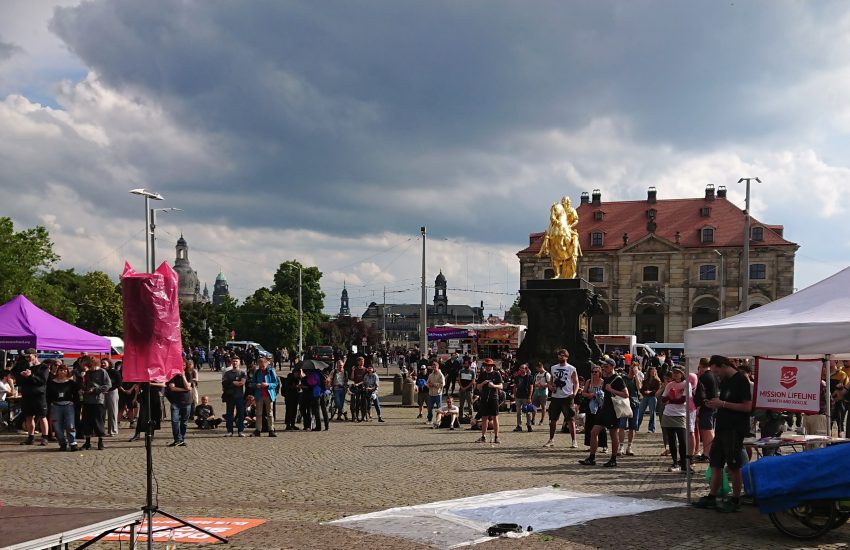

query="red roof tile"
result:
[517,195,797,256]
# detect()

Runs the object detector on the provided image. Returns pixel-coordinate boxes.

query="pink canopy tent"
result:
[0,294,110,351]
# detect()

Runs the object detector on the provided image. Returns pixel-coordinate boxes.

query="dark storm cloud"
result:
[0,37,21,60]
[48,0,849,243]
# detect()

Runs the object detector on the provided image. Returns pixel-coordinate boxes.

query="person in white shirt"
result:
[543,349,579,448]
[433,396,460,429]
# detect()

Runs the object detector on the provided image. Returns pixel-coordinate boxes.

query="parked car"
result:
[308,345,334,362]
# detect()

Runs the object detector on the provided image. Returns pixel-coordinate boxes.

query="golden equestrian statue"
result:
[536,196,582,279]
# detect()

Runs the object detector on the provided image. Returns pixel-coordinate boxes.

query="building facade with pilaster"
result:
[517,186,798,343]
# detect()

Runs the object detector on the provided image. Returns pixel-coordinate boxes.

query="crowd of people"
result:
[4,344,847,514]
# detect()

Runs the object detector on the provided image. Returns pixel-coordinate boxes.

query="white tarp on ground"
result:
[684,265,850,358]
[327,487,681,549]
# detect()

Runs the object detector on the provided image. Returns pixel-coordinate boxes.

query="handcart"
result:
[743,439,850,539]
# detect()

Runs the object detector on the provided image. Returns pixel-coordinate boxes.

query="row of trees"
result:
[3,217,381,353]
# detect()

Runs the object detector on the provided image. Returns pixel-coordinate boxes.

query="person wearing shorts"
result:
[544,350,579,448]
[693,355,752,513]
[531,362,550,426]
[474,359,503,444]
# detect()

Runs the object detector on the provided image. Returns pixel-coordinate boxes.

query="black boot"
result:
[82,438,92,450]
[97,437,105,450]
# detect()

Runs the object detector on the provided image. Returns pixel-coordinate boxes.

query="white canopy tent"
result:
[684,265,850,358]
[683,265,850,503]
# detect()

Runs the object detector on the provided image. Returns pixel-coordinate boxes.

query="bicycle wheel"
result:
[769,501,837,539]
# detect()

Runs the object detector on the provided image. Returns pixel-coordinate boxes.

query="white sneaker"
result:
[668,465,681,472]
[570,440,577,448]
[543,439,554,448]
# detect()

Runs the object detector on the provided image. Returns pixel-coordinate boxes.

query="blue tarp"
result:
[743,442,850,513]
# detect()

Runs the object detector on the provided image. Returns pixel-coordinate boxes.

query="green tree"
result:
[0,217,60,304]
[233,288,299,351]
[75,271,123,335]
[506,295,523,324]
[271,260,325,314]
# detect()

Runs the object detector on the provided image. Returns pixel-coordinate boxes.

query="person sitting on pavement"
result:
[244,395,257,429]
[194,395,222,429]
[433,396,460,429]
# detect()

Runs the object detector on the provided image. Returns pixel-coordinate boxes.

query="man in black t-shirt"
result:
[694,355,752,513]
[694,358,719,460]
[475,359,503,444]
[579,359,628,467]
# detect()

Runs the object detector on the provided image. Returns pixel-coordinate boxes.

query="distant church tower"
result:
[173,235,202,304]
[339,281,351,317]
[434,271,448,315]
[213,272,230,306]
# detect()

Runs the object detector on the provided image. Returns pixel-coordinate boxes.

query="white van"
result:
[648,342,685,364]
[593,334,655,360]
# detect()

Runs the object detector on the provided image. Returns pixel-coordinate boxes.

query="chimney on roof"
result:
[580,191,590,205]
[717,185,727,198]
[647,186,657,204]
[591,189,602,206]
[705,184,716,201]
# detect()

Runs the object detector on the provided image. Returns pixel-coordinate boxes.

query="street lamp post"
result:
[129,188,164,273]
[738,177,760,312]
[714,249,725,319]
[150,207,182,271]
[420,226,427,358]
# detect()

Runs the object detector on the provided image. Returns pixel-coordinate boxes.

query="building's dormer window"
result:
[643,265,659,282]
[646,208,656,219]
[701,227,715,244]
[594,210,604,221]
[589,267,604,282]
[591,232,604,247]
[700,207,711,217]
[699,265,717,281]
[751,226,764,241]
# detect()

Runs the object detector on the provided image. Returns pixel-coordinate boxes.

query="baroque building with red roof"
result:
[517,185,798,343]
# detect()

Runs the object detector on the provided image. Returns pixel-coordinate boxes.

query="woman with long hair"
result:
[580,365,607,452]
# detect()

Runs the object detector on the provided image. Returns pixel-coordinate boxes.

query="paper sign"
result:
[84,517,265,544]
[448,339,460,349]
[754,357,822,414]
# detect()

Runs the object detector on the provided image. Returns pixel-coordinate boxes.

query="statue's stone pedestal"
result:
[516,278,596,379]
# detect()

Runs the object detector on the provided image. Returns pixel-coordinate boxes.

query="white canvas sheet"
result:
[327,487,681,549]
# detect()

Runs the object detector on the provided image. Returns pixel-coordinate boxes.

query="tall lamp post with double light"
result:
[129,188,164,272]
[738,177,760,312]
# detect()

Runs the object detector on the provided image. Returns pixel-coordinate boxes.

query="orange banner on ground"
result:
[84,517,266,544]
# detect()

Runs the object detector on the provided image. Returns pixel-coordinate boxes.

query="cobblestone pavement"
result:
[1,370,847,549]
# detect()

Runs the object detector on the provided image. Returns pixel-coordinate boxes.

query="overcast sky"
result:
[1,1,849,317]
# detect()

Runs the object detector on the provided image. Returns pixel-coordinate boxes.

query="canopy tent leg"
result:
[685,355,692,504]
[824,354,831,436]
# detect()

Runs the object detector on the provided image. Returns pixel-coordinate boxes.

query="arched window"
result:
[643,266,659,282]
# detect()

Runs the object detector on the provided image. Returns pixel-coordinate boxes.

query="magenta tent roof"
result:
[0,294,111,352]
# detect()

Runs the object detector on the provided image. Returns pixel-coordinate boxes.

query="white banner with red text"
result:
[754,357,822,414]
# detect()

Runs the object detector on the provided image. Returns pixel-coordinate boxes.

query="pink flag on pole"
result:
[121,262,184,383]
